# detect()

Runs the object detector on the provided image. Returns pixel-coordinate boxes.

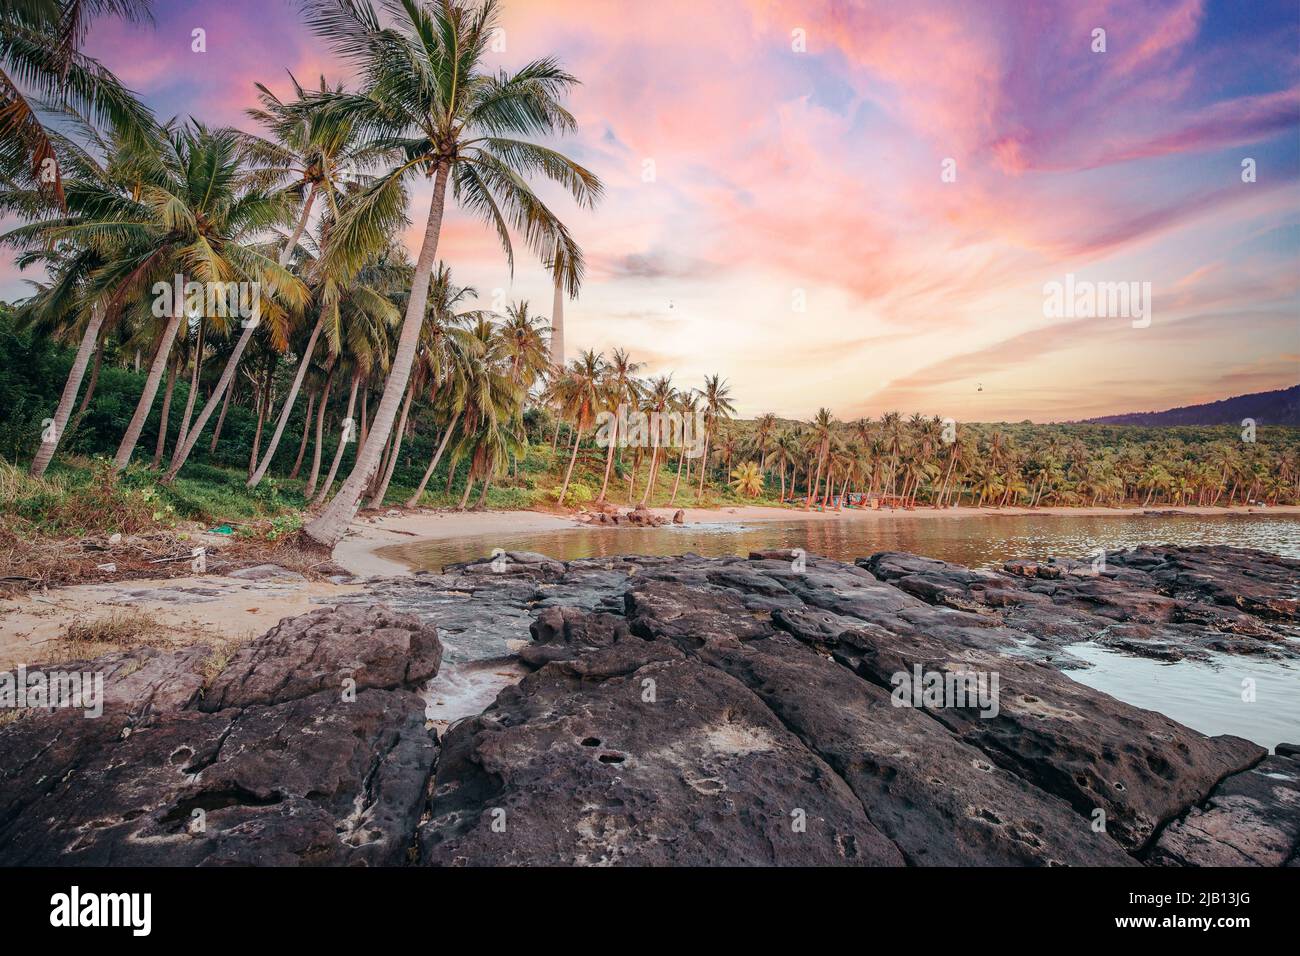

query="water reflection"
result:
[381,512,1300,571]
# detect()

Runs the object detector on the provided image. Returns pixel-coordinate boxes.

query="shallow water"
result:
[382,511,1300,570]
[381,512,1300,750]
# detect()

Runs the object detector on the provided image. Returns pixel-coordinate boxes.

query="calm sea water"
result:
[383,511,1300,570]
[382,512,1300,749]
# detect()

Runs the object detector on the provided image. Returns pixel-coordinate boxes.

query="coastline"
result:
[2,501,1295,670]
[334,501,1300,576]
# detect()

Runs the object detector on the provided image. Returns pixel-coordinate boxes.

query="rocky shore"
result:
[1,545,1296,866]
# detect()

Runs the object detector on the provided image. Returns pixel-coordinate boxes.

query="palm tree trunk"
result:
[303,372,332,495]
[151,354,179,469]
[550,250,565,368]
[806,451,822,511]
[696,428,712,499]
[305,162,451,548]
[289,388,317,480]
[475,473,492,509]
[669,447,686,504]
[248,312,326,488]
[114,303,183,473]
[640,443,660,505]
[77,335,105,415]
[162,189,316,482]
[558,424,582,508]
[406,410,459,508]
[597,413,618,501]
[368,379,415,508]
[175,320,205,451]
[312,370,360,505]
[210,375,234,454]
[30,302,103,477]
[457,473,475,510]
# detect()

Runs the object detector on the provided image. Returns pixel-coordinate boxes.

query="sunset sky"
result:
[7,0,1300,421]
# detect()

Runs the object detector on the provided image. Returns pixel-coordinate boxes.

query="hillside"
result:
[1082,385,1300,427]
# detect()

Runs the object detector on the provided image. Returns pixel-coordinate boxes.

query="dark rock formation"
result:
[3,545,1295,867]
[1150,752,1300,866]
[0,604,440,866]
[198,603,442,711]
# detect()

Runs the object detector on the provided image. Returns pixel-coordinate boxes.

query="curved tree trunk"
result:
[368,379,415,508]
[456,472,475,510]
[696,429,711,499]
[210,374,234,454]
[312,369,360,505]
[558,424,582,507]
[289,388,316,480]
[248,312,326,488]
[303,371,333,494]
[596,412,618,501]
[151,354,179,469]
[114,304,183,473]
[406,409,459,508]
[175,319,205,451]
[77,336,104,414]
[162,188,316,482]
[30,302,103,477]
[304,164,451,547]
[668,447,686,504]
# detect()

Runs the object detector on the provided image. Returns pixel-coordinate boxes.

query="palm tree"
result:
[6,122,310,473]
[596,348,642,502]
[0,0,155,206]
[372,263,480,507]
[729,461,763,497]
[695,373,735,500]
[554,350,603,507]
[300,0,601,548]
[639,374,675,505]
[804,407,835,510]
[241,73,375,489]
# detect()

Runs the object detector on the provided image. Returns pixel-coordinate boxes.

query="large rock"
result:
[1149,753,1300,866]
[197,603,442,711]
[0,603,441,866]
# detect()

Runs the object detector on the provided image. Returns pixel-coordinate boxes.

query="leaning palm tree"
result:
[5,122,309,472]
[241,74,378,488]
[0,0,155,205]
[299,0,602,548]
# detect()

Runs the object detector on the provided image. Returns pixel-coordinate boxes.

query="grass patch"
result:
[65,610,166,648]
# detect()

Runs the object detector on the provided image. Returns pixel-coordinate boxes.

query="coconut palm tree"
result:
[554,349,603,507]
[596,348,642,502]
[729,460,763,497]
[240,74,376,489]
[5,121,310,472]
[0,0,155,206]
[639,374,675,504]
[299,0,602,547]
[694,373,734,500]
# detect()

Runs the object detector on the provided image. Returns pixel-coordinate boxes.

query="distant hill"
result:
[1082,385,1300,426]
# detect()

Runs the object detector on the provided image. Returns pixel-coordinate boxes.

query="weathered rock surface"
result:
[1149,752,1300,866]
[866,545,1300,662]
[0,604,440,866]
[3,545,1294,867]
[197,603,442,711]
